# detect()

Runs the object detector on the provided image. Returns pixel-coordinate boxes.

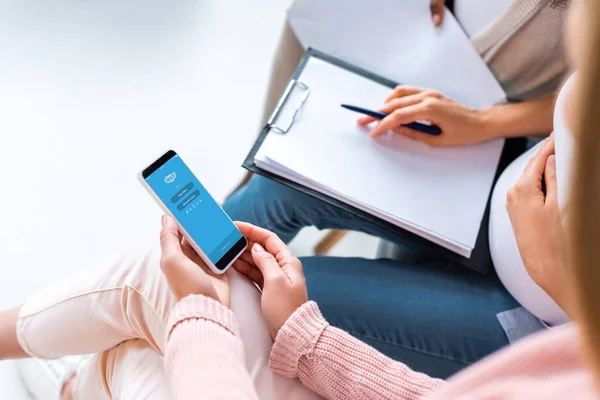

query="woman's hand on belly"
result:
[506,137,571,316]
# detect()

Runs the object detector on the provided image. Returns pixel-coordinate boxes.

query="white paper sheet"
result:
[255,149,470,255]
[257,57,505,256]
[288,0,506,109]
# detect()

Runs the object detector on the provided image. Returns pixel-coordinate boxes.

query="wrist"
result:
[526,259,572,317]
[271,303,308,341]
[478,96,556,140]
[477,106,506,141]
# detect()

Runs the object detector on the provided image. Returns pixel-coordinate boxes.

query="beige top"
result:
[473,0,569,101]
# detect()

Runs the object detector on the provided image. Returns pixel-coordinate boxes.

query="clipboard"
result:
[243,48,524,274]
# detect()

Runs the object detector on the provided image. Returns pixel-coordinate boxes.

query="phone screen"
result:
[143,151,245,269]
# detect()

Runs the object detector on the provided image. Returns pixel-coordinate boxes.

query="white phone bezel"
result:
[137,153,247,275]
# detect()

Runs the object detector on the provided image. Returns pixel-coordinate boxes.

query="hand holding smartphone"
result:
[139,150,247,274]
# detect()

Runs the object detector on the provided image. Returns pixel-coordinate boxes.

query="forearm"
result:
[165,295,259,400]
[270,302,445,400]
[480,94,556,140]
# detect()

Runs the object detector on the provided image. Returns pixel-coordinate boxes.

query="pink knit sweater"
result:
[165,295,596,400]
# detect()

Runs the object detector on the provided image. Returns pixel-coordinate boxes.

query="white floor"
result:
[0,1,377,398]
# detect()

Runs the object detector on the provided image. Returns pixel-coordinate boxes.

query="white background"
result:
[0,1,377,397]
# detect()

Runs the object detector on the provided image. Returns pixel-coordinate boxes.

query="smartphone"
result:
[139,150,247,274]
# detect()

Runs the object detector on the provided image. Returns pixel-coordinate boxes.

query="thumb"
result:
[544,155,558,206]
[251,243,285,281]
[160,215,183,260]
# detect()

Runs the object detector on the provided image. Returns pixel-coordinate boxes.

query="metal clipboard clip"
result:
[267,79,311,134]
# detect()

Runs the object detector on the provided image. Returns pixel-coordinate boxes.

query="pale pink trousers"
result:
[17,236,321,399]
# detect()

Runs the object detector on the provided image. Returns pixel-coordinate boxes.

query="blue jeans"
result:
[223,175,519,379]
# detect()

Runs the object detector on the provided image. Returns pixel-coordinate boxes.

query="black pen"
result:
[341,104,442,136]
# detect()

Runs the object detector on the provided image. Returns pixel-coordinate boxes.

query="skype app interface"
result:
[145,155,242,264]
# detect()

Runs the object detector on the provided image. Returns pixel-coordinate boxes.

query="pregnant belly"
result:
[488,142,569,326]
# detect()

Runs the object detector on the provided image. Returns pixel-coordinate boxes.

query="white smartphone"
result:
[138,150,247,275]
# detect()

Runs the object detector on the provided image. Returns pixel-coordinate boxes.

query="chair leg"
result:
[314,230,349,255]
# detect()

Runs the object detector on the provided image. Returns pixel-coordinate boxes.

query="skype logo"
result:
[164,172,177,184]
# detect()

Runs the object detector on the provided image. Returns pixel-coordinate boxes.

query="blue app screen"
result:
[145,154,242,265]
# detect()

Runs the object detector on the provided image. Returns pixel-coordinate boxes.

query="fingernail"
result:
[253,243,264,252]
[433,15,441,26]
[161,215,167,226]
[549,155,556,166]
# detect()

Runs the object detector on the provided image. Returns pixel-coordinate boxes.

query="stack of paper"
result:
[256,57,505,257]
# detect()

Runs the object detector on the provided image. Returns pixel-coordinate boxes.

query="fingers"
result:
[159,216,202,300]
[235,222,302,282]
[384,85,426,103]
[238,250,255,265]
[275,249,306,283]
[392,126,435,144]
[251,243,286,281]
[544,155,558,206]
[179,238,217,277]
[160,215,184,262]
[180,237,195,253]
[358,86,427,127]
[235,222,289,255]
[369,104,432,138]
[233,258,265,289]
[539,136,555,159]
[430,0,445,27]
[524,138,555,181]
[358,93,428,126]
[235,221,271,244]
[381,94,428,114]
[357,115,378,126]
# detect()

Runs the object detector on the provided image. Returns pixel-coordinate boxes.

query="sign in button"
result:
[171,182,194,203]
[177,189,200,211]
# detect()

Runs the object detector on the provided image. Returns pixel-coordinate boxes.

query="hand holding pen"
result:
[352,85,492,147]
[342,104,442,136]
